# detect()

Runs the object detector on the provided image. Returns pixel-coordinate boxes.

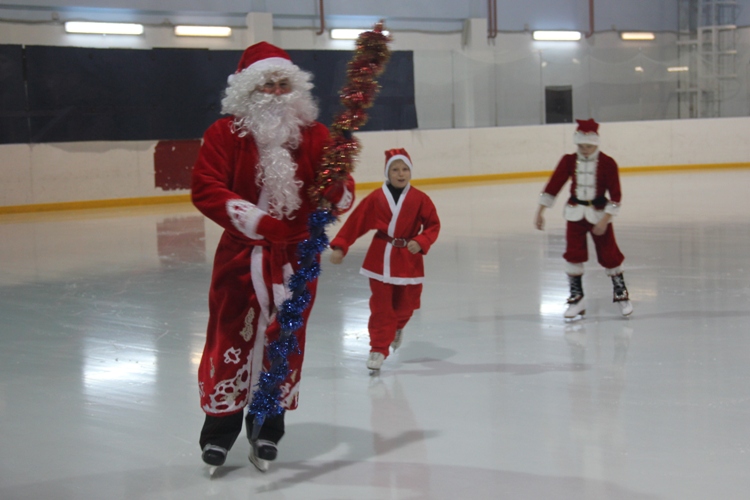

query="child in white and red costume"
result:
[534,119,633,318]
[191,42,355,471]
[329,149,440,370]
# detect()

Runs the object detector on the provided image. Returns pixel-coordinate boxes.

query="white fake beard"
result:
[231,91,318,219]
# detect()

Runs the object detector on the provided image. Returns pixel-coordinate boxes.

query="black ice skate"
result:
[249,439,277,472]
[611,273,633,317]
[201,444,228,466]
[564,274,585,319]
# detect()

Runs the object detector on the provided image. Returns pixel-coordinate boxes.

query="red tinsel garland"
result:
[309,23,391,207]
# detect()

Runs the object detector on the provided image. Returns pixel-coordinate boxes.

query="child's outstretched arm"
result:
[328,192,376,259]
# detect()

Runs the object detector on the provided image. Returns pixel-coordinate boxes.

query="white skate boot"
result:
[391,329,404,350]
[564,299,586,319]
[618,300,633,317]
[367,352,385,371]
[564,274,585,319]
[611,273,633,317]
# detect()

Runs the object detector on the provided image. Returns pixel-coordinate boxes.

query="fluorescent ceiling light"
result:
[174,25,232,37]
[667,66,690,72]
[635,66,644,72]
[64,21,144,35]
[621,32,655,41]
[330,28,390,40]
[533,30,581,41]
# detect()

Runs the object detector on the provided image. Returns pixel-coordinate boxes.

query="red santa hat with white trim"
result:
[573,118,600,146]
[235,41,294,74]
[384,148,414,179]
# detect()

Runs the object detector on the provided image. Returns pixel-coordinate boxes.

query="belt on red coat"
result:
[375,230,409,248]
[568,196,607,208]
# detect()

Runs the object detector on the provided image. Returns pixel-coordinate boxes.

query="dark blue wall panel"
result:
[0,45,30,144]
[0,45,416,144]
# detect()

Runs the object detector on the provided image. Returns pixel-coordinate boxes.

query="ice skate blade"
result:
[249,452,269,472]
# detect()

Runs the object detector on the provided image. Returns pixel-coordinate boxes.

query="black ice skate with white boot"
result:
[564,274,586,319]
[611,273,633,317]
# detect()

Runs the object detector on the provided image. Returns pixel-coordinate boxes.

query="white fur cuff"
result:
[605,265,624,276]
[565,262,585,275]
[605,201,621,216]
[227,199,266,239]
[539,192,556,208]
[336,187,353,211]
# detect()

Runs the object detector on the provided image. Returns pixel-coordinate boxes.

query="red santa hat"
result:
[235,41,295,75]
[573,118,600,146]
[384,148,413,179]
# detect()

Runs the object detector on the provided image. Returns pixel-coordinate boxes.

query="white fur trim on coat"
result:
[227,199,266,239]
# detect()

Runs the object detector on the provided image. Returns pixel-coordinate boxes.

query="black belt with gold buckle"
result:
[376,230,408,248]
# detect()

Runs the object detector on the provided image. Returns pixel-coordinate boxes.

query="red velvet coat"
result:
[542,151,621,206]
[192,117,347,238]
[191,117,354,415]
[330,184,440,285]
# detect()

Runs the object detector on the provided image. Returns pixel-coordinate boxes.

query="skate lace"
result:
[568,275,583,302]
[612,274,629,301]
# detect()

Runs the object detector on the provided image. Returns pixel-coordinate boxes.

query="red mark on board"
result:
[154,139,201,190]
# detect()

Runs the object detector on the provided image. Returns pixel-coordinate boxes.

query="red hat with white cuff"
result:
[573,119,600,146]
[384,148,413,179]
[235,41,294,74]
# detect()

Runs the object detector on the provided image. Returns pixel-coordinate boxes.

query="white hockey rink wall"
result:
[1,116,749,213]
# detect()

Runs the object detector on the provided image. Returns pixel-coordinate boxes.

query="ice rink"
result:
[1,169,750,499]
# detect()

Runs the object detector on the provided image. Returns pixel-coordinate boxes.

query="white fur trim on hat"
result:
[574,131,600,146]
[246,57,293,74]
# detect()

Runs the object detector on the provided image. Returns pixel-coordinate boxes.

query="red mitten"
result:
[256,215,308,243]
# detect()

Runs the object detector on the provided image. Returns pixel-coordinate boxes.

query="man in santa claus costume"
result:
[329,148,440,371]
[191,41,354,471]
[534,119,633,319]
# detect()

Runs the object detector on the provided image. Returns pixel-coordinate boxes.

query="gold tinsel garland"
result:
[309,23,391,207]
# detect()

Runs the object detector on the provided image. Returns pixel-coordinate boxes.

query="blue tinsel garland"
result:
[248,208,337,438]
[247,24,390,440]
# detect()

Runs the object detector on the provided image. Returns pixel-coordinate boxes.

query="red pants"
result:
[368,279,422,357]
[563,219,625,269]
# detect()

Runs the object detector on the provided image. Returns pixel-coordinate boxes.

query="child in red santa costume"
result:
[191,42,355,471]
[534,119,633,319]
[329,149,440,370]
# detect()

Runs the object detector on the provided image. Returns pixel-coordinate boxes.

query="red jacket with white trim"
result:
[330,184,440,285]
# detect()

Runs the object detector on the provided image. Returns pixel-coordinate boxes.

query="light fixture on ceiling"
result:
[621,32,655,41]
[174,25,232,37]
[330,28,390,40]
[667,66,690,72]
[532,31,582,41]
[64,21,144,35]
